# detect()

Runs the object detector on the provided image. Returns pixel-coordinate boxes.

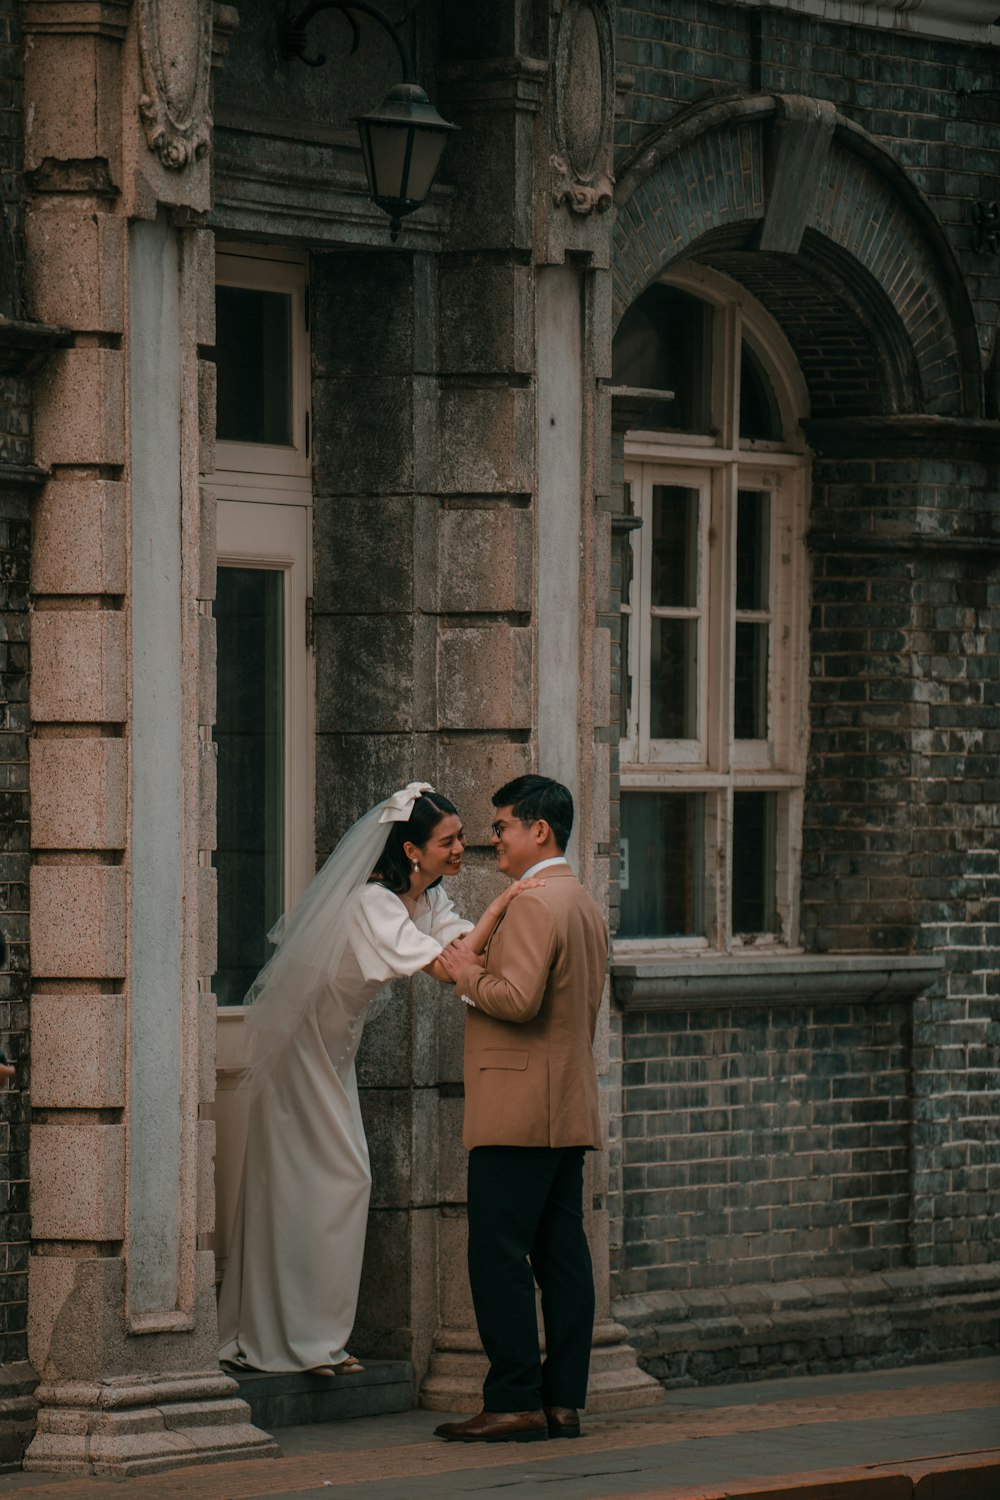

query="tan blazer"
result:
[455,863,609,1150]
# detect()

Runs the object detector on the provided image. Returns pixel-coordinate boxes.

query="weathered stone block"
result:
[24,34,121,172]
[30,865,126,979]
[31,479,126,597]
[24,209,126,332]
[312,251,414,376]
[313,494,415,613]
[198,990,216,1106]
[436,737,531,847]
[438,623,531,729]
[30,1121,125,1240]
[30,738,126,849]
[187,227,216,348]
[357,979,413,1090]
[34,349,125,469]
[593,626,611,728]
[354,1210,411,1358]
[312,377,413,494]
[315,733,424,855]
[198,486,217,602]
[30,611,126,723]
[198,739,217,853]
[197,358,216,476]
[197,1119,215,1237]
[31,993,125,1109]
[437,385,534,494]
[437,506,531,613]
[363,1090,416,1211]
[315,614,414,734]
[198,612,216,728]
[437,1094,467,1203]
[198,866,218,980]
[438,259,532,375]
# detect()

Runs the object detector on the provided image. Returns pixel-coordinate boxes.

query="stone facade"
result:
[0,0,996,1476]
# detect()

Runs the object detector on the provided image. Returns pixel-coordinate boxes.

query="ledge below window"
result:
[611,951,946,1012]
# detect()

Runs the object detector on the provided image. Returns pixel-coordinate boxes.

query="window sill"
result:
[611,950,946,1012]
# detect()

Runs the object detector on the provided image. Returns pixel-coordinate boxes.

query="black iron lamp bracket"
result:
[282,0,415,81]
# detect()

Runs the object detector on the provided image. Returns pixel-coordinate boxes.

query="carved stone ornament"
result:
[551,0,615,215]
[138,0,213,169]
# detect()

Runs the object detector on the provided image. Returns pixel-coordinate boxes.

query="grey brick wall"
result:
[608,1,1000,1383]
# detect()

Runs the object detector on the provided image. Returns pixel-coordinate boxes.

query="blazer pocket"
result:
[480,1049,529,1071]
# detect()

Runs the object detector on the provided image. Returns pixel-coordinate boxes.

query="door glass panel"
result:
[213,567,285,1005]
[216,286,293,446]
[732,792,776,934]
[651,485,699,607]
[619,792,704,938]
[650,618,698,739]
[736,489,770,610]
[734,622,768,739]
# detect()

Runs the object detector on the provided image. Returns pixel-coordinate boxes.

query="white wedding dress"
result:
[218,881,471,1372]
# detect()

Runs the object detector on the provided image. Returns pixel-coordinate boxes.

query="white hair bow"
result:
[379,781,435,823]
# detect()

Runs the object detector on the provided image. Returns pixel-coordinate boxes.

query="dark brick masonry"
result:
[605,1,1000,1384]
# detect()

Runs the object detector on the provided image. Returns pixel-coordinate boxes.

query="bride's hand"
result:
[500,876,545,906]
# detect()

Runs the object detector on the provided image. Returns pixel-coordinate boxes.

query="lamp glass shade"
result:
[356,82,457,223]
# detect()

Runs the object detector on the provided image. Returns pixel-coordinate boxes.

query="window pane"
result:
[213,568,285,1004]
[216,286,293,446]
[620,792,704,938]
[611,283,712,433]
[739,341,783,442]
[650,618,698,739]
[734,622,768,739]
[732,792,776,933]
[651,485,698,607]
[736,489,770,611]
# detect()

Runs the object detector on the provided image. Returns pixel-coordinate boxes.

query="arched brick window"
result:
[614,265,809,951]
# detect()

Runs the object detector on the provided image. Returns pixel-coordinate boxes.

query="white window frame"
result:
[214,244,312,489]
[617,266,810,957]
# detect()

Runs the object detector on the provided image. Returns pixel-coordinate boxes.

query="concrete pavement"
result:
[0,1356,996,1498]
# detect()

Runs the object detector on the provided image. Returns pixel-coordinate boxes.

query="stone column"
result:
[21,0,272,1475]
[420,0,663,1414]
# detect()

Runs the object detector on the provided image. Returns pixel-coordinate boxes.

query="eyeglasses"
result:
[490,817,540,840]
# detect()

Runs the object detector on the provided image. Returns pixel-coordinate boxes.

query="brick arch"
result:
[613,95,981,418]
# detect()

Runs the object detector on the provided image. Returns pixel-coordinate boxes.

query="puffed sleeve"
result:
[351,885,443,985]
[426,884,474,945]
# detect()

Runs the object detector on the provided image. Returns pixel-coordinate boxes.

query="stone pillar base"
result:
[420,1319,666,1413]
[23,1371,278,1477]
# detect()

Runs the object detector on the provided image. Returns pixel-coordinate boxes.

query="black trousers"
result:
[467,1145,595,1412]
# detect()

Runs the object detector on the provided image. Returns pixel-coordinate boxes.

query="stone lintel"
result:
[612,953,946,1013]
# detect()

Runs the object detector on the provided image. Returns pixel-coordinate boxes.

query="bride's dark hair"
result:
[369,790,459,895]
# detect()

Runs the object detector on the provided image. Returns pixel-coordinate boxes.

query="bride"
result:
[218,782,530,1375]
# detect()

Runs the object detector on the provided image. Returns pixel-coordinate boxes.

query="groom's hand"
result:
[439,938,483,982]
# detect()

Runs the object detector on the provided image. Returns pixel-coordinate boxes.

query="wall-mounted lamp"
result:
[281,0,458,240]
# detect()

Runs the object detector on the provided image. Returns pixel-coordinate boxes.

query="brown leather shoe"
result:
[544,1405,581,1439]
[434,1408,548,1443]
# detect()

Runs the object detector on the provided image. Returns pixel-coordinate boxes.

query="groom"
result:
[435,775,609,1443]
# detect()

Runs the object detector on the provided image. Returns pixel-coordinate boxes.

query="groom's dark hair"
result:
[493,775,573,852]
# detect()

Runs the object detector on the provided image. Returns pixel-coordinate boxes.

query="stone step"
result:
[229,1361,413,1432]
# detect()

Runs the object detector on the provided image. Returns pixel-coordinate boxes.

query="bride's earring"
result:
[412,859,420,872]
